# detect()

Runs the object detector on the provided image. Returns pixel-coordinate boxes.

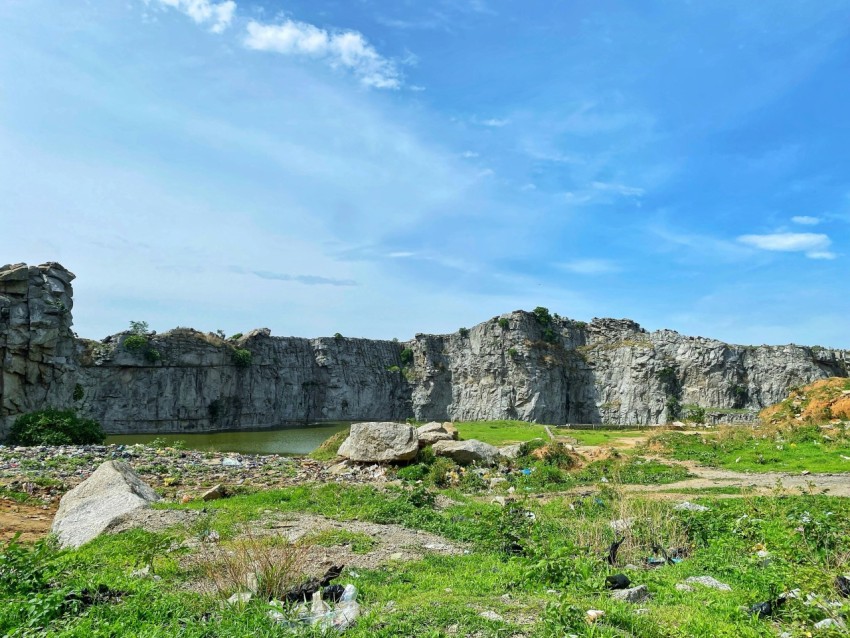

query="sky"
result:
[1,1,849,348]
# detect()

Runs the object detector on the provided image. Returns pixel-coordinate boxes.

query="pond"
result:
[105,422,349,456]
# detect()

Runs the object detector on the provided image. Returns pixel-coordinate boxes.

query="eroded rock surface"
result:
[1,262,848,435]
[51,460,159,548]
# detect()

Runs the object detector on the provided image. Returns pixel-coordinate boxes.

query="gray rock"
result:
[418,430,455,446]
[51,460,159,548]
[432,439,500,465]
[338,422,419,462]
[611,585,650,603]
[479,610,503,621]
[1,262,848,439]
[684,576,731,591]
[498,443,524,459]
[813,618,845,630]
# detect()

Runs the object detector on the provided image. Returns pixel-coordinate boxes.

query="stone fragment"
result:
[201,484,227,501]
[432,439,501,466]
[51,460,159,548]
[338,422,419,463]
[684,576,731,591]
[498,443,524,459]
[611,585,650,603]
[479,611,503,621]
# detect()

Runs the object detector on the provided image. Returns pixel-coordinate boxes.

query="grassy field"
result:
[3,479,849,637]
[454,420,550,445]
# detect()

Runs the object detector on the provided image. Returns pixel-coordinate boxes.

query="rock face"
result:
[51,460,159,548]
[1,262,849,436]
[337,422,419,462]
[416,422,456,446]
[0,263,78,438]
[432,439,501,465]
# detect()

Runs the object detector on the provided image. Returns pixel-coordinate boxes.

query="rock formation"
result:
[1,262,848,436]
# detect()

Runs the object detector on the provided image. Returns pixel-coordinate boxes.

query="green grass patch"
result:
[309,428,350,461]
[649,428,850,473]
[455,420,549,445]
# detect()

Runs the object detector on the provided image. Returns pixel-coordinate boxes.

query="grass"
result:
[305,529,377,554]
[648,427,850,473]
[4,482,849,637]
[454,420,549,445]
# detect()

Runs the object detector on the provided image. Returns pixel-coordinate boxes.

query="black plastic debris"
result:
[322,584,346,603]
[748,590,787,619]
[606,536,625,566]
[836,575,850,598]
[284,565,345,603]
[605,574,631,590]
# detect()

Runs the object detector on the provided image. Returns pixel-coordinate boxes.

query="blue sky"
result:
[1,1,848,347]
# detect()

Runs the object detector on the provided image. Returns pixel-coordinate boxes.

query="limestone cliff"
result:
[1,263,847,435]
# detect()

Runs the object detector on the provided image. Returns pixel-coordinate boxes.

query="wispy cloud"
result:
[244,19,401,89]
[473,117,509,127]
[737,232,835,259]
[233,267,357,286]
[591,181,644,197]
[791,215,821,225]
[557,259,621,275]
[151,0,236,33]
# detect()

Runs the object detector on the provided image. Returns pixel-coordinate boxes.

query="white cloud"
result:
[557,259,620,275]
[388,251,415,258]
[479,117,509,127]
[791,215,821,225]
[461,150,479,158]
[152,0,236,33]
[591,181,645,197]
[737,232,835,259]
[244,19,401,89]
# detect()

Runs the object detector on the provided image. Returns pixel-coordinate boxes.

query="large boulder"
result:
[417,422,455,447]
[51,460,159,548]
[337,422,419,462]
[432,439,500,466]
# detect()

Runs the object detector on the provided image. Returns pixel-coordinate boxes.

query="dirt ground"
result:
[0,499,56,542]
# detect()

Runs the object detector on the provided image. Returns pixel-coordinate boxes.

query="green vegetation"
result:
[454,420,548,446]
[72,384,84,402]
[231,348,252,368]
[228,333,243,341]
[123,321,161,363]
[648,425,850,473]
[4,479,849,637]
[309,428,350,461]
[333,332,344,340]
[683,404,706,424]
[458,327,470,338]
[497,317,510,329]
[507,347,518,359]
[563,429,645,446]
[7,409,105,446]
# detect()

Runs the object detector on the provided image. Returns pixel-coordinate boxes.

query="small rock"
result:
[201,484,227,501]
[814,618,845,630]
[684,576,731,591]
[611,585,650,603]
[479,611,503,621]
[222,457,242,467]
[389,552,403,560]
[180,494,192,504]
[674,501,710,512]
[227,592,252,605]
[609,518,634,533]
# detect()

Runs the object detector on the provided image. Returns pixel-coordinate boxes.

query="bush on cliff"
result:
[7,409,106,446]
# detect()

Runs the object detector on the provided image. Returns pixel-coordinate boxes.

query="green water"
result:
[105,422,349,456]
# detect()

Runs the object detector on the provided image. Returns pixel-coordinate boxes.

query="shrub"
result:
[685,405,706,424]
[458,327,470,338]
[400,347,414,366]
[333,332,344,340]
[8,409,106,446]
[532,306,552,325]
[229,333,243,341]
[507,347,519,359]
[232,348,252,368]
[665,396,682,420]
[123,334,148,353]
[498,317,510,329]
[72,384,84,402]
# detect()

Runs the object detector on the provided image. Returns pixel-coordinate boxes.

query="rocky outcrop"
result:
[337,422,418,462]
[0,263,78,437]
[1,263,848,435]
[51,460,159,548]
[432,439,501,465]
